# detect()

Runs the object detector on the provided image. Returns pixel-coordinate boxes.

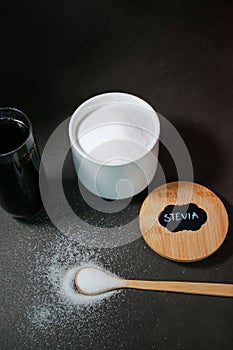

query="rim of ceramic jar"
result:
[68,92,160,167]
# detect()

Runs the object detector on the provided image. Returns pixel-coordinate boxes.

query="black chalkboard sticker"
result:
[158,203,207,232]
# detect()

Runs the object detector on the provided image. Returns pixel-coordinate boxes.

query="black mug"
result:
[0,107,42,218]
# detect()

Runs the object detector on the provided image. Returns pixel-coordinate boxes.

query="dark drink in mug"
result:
[0,108,42,218]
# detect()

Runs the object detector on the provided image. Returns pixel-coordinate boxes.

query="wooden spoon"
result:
[74,266,233,297]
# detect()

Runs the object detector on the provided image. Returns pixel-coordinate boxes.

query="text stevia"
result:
[158,203,207,232]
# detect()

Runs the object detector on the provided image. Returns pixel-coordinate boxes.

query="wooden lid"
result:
[139,181,229,262]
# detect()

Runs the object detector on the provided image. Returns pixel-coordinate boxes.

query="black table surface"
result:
[0,1,233,349]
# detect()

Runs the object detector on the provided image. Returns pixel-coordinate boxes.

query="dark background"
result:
[0,1,233,349]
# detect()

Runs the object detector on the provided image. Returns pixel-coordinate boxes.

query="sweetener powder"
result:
[76,267,124,294]
[22,231,122,333]
[76,103,158,165]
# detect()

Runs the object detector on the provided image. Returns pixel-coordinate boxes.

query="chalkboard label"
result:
[158,203,207,232]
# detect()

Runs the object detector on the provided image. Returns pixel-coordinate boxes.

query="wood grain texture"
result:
[139,181,229,262]
[125,280,233,297]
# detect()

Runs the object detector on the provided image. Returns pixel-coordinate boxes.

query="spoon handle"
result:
[125,280,233,297]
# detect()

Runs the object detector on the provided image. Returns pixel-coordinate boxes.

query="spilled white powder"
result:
[21,231,123,335]
[76,267,124,294]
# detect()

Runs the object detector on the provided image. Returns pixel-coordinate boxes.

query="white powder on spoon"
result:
[59,265,119,304]
[76,267,124,294]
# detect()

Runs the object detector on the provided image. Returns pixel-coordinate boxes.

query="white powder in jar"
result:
[76,103,159,165]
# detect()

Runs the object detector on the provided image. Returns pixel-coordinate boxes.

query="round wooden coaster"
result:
[139,181,229,262]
